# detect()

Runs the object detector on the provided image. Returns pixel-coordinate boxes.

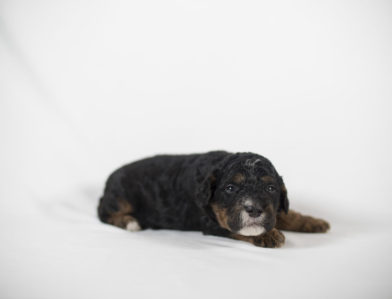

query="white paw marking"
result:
[126,220,141,232]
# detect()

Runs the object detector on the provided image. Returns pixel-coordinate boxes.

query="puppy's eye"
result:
[265,185,277,193]
[225,184,237,193]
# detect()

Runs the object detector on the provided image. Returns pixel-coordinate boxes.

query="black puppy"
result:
[98,151,329,247]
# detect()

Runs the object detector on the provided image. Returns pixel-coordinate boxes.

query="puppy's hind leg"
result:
[123,216,141,232]
[98,197,141,232]
[109,214,141,232]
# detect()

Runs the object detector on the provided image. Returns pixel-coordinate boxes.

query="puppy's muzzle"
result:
[242,202,276,232]
[243,204,262,218]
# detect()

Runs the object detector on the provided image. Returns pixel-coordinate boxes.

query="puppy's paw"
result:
[256,229,285,248]
[125,219,141,232]
[302,217,330,233]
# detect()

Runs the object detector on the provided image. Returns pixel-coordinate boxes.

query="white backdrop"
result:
[1,0,392,298]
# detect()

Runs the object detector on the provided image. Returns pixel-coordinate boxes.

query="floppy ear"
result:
[278,176,289,214]
[194,167,218,210]
[193,151,228,209]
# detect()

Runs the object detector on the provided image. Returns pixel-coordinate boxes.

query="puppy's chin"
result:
[237,225,266,236]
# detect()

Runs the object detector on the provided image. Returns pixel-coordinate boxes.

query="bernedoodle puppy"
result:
[98,151,330,248]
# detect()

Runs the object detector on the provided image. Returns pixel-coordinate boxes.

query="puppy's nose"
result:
[243,204,262,218]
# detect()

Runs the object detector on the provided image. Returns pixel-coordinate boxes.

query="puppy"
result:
[98,151,330,248]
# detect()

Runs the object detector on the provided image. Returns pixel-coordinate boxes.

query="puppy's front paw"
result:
[302,217,330,233]
[255,229,285,248]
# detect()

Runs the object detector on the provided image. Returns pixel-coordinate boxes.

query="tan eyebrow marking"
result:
[261,176,275,183]
[232,173,245,184]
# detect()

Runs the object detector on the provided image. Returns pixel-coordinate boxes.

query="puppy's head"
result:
[207,153,289,236]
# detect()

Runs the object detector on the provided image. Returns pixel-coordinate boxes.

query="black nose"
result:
[243,205,262,218]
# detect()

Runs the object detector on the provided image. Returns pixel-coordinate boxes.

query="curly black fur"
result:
[98,151,289,239]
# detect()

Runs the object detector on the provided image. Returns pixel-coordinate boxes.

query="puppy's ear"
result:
[193,151,230,210]
[278,176,289,214]
[194,167,218,209]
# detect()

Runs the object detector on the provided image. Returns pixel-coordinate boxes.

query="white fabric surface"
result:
[1,1,392,298]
